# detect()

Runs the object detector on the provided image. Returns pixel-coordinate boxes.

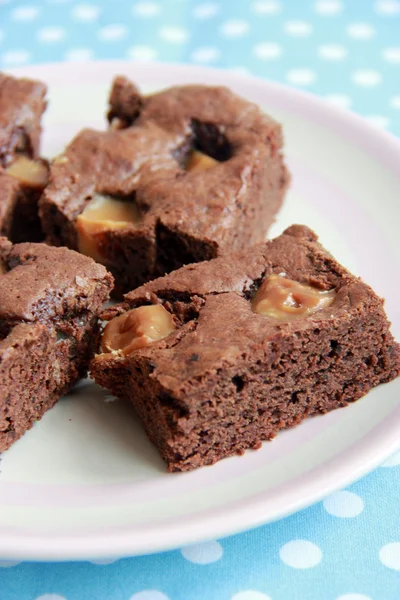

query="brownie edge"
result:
[0,239,114,451]
[91,225,399,472]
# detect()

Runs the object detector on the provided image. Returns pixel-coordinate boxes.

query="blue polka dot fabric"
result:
[1,0,400,134]
[1,1,400,599]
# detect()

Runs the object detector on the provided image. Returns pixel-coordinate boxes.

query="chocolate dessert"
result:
[0,72,48,242]
[91,225,399,472]
[40,79,289,295]
[0,238,113,451]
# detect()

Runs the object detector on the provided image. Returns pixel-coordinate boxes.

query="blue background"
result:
[1,1,400,598]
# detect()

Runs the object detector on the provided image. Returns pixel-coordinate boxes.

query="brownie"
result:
[0,72,48,242]
[91,225,399,472]
[0,72,47,167]
[0,162,48,243]
[0,237,113,451]
[40,78,289,295]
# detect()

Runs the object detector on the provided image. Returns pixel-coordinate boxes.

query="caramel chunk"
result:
[76,193,140,262]
[185,150,218,172]
[6,156,48,189]
[252,274,335,320]
[101,305,176,355]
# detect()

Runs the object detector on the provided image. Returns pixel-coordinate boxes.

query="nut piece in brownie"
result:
[40,78,289,295]
[0,237,113,452]
[91,225,399,472]
[0,72,48,242]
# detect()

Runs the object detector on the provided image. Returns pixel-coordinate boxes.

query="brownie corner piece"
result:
[0,71,47,167]
[40,78,289,294]
[0,240,113,452]
[90,225,399,472]
[0,72,49,242]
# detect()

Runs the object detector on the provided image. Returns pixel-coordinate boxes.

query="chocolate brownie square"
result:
[40,79,289,295]
[0,72,47,167]
[0,237,113,451]
[91,225,399,472]
[0,72,48,242]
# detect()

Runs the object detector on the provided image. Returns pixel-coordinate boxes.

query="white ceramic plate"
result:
[2,61,399,562]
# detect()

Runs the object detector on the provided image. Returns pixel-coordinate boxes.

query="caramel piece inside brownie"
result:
[76,193,141,263]
[252,274,335,320]
[185,150,218,172]
[6,156,48,190]
[101,305,176,355]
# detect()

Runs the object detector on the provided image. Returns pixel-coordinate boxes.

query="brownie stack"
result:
[0,69,398,472]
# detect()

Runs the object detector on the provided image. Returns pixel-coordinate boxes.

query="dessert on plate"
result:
[0,72,48,242]
[40,78,289,295]
[0,237,113,451]
[91,225,399,472]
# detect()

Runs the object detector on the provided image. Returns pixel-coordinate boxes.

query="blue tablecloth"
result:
[1,1,400,598]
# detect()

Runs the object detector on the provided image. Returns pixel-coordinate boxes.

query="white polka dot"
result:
[279,540,322,569]
[335,595,372,600]
[381,448,400,465]
[251,0,282,14]
[286,69,316,86]
[127,45,158,61]
[37,26,66,42]
[220,20,250,38]
[379,542,400,570]
[132,2,160,18]
[323,491,364,517]
[64,48,93,61]
[0,561,20,567]
[253,42,282,60]
[181,540,223,564]
[232,593,272,600]
[352,69,382,86]
[314,0,343,14]
[382,47,400,63]
[71,4,100,21]
[129,592,169,600]
[191,46,220,63]
[89,558,119,565]
[255,42,281,58]
[365,115,390,129]
[10,5,39,20]
[347,23,376,39]
[35,596,67,600]
[1,50,30,65]
[98,24,128,41]
[192,3,219,19]
[374,0,400,15]
[159,26,189,44]
[284,21,313,36]
[318,44,347,60]
[325,94,352,109]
